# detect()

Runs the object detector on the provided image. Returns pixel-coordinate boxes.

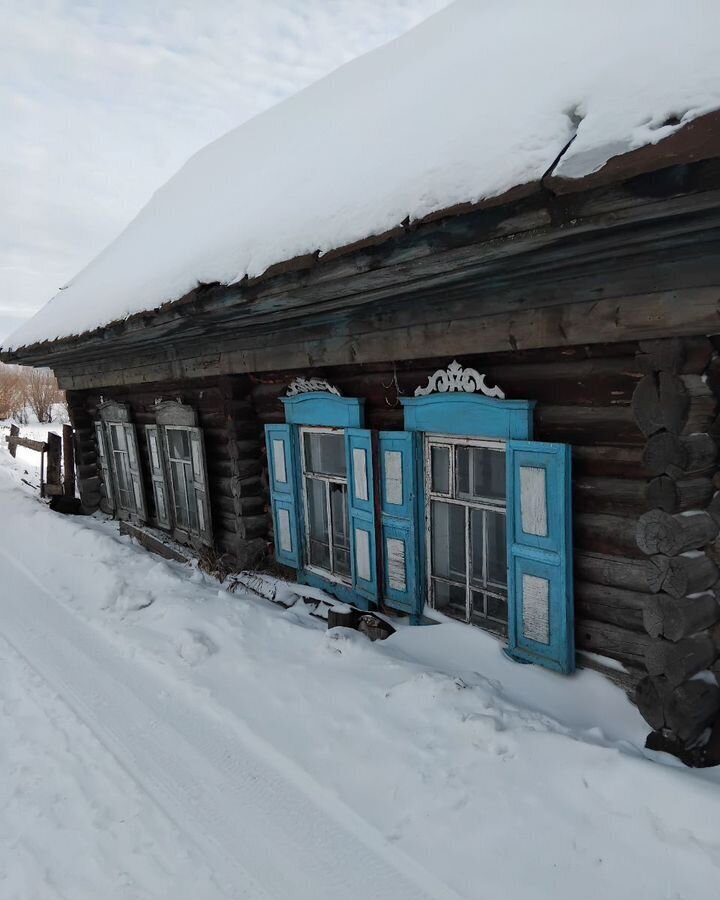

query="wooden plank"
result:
[63,424,75,497]
[53,285,720,390]
[45,433,62,491]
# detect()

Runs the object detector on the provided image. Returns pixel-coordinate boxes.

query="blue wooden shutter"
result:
[379,431,421,616]
[264,424,301,568]
[345,429,378,602]
[506,441,574,674]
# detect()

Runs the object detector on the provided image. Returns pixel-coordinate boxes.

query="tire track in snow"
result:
[0,544,464,900]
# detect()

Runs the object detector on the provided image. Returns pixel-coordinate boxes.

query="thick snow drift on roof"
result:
[8,0,720,351]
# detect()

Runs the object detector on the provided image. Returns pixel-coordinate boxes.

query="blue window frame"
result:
[265,392,378,608]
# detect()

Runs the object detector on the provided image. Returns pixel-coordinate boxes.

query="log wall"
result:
[66,374,267,569]
[67,333,720,761]
[251,337,720,758]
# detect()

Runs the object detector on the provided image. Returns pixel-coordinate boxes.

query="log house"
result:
[4,9,720,765]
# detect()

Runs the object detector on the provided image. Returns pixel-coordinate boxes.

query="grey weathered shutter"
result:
[145,424,171,529]
[189,427,213,544]
[95,421,115,511]
[123,424,147,523]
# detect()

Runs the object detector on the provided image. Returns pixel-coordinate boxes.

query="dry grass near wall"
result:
[0,362,66,423]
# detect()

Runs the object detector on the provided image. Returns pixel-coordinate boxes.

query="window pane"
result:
[330,483,348,548]
[331,483,350,576]
[110,424,127,452]
[171,460,190,527]
[306,478,330,570]
[486,593,508,623]
[167,428,191,461]
[470,508,485,587]
[456,447,470,496]
[430,446,450,494]
[473,448,505,501]
[433,580,467,622]
[431,501,466,582]
[304,432,346,477]
[487,510,507,586]
[184,463,199,532]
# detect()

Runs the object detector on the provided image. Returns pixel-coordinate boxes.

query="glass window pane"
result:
[168,428,191,461]
[470,508,485,587]
[431,501,466,582]
[330,483,349,549]
[433,580,468,622]
[486,593,508,623]
[487,510,507,586]
[473,448,506,501]
[170,460,189,527]
[184,464,199,532]
[471,590,487,620]
[430,446,450,494]
[110,424,126,452]
[456,447,470,496]
[303,432,346,477]
[306,478,330,569]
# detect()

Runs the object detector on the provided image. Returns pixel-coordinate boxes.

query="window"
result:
[108,423,136,513]
[147,401,212,546]
[301,427,351,582]
[165,427,200,532]
[95,402,146,523]
[425,435,508,633]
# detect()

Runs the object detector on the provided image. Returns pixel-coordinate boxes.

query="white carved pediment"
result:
[414,360,505,399]
[286,377,342,397]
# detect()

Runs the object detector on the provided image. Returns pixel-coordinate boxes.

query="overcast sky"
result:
[1,0,448,340]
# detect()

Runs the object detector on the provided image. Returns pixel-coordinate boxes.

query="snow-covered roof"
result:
[7,0,720,352]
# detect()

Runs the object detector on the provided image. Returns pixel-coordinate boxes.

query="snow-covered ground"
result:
[2,423,720,899]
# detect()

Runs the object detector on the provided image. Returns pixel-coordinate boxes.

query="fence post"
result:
[46,432,62,495]
[62,424,75,497]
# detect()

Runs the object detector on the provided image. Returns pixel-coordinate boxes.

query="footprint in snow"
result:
[177,629,219,666]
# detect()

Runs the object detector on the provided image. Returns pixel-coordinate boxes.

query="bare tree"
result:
[0,363,28,421]
[26,368,64,423]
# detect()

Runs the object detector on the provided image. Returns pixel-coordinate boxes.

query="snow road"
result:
[4,433,720,900]
[0,541,459,900]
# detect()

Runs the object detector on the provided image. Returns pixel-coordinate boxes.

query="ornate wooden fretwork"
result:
[414,360,505,399]
[286,377,342,397]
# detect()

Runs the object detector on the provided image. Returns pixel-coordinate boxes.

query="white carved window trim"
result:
[415,360,505,399]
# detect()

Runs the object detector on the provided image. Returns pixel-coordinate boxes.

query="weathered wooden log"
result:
[670,374,716,435]
[635,675,720,742]
[643,591,720,642]
[631,374,664,437]
[575,513,645,558]
[630,372,714,437]
[229,474,264,499]
[645,476,713,513]
[574,581,650,631]
[708,492,720,527]
[634,676,666,730]
[575,551,668,593]
[237,515,270,540]
[645,633,718,686]
[573,477,649,517]
[661,554,719,598]
[576,618,653,668]
[636,510,718,556]
[536,406,643,446]
[636,337,713,376]
[642,432,716,478]
[571,445,648,479]
[214,493,265,517]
